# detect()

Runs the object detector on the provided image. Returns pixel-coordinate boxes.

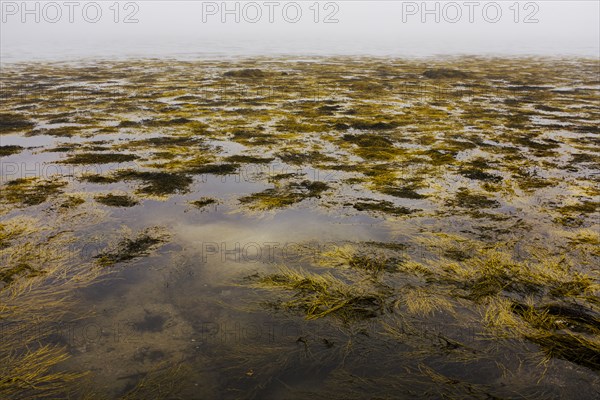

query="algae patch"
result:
[0,145,24,157]
[94,228,169,267]
[1,177,68,207]
[60,153,138,164]
[95,193,139,207]
[239,180,330,210]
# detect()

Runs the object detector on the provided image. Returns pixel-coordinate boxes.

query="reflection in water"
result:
[1,57,599,399]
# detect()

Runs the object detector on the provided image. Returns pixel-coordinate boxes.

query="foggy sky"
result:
[1,1,598,61]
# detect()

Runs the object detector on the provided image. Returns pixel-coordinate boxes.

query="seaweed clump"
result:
[224,155,274,164]
[223,69,267,78]
[59,195,85,210]
[94,228,168,267]
[95,193,139,207]
[379,186,427,199]
[239,180,330,210]
[253,266,387,322]
[1,177,67,206]
[353,199,415,216]
[189,197,217,209]
[423,69,470,79]
[341,133,402,161]
[114,170,194,197]
[0,113,35,133]
[59,153,138,164]
[447,187,500,209]
[0,263,44,286]
[0,145,23,157]
[185,163,238,176]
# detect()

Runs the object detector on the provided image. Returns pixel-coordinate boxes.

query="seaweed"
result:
[114,170,194,197]
[423,69,470,79]
[448,187,500,209]
[278,151,335,165]
[189,197,217,209]
[223,69,267,78]
[185,163,238,175]
[239,180,330,210]
[251,266,388,321]
[0,113,35,133]
[379,186,427,199]
[224,155,274,164]
[353,200,415,216]
[94,228,168,267]
[1,177,67,206]
[95,193,139,207]
[60,153,138,164]
[459,168,503,183]
[59,195,85,209]
[0,145,23,157]
[0,263,44,285]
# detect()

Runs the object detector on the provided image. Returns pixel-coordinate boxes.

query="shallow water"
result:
[1,57,599,399]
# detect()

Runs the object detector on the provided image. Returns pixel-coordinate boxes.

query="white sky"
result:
[1,1,599,60]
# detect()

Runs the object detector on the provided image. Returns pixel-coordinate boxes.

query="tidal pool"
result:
[1,57,599,399]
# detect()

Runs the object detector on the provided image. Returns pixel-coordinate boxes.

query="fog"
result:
[1,1,599,61]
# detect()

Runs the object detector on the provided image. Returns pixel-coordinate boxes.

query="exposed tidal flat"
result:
[0,57,599,399]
